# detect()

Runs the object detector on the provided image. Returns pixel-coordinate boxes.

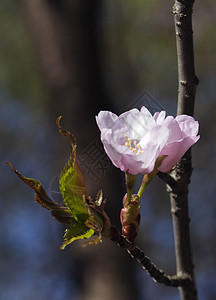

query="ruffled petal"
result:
[96,106,199,175]
[158,135,200,172]
[96,111,118,131]
[154,110,166,124]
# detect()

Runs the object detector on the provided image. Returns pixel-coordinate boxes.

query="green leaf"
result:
[59,158,89,217]
[57,117,94,246]
[6,161,72,224]
[7,117,100,249]
[7,159,95,249]
[60,221,94,250]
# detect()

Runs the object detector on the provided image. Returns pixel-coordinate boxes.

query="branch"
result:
[112,235,192,288]
[171,1,198,299]
[157,171,176,189]
[173,0,199,116]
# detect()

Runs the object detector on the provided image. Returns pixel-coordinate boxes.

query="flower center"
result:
[124,136,144,155]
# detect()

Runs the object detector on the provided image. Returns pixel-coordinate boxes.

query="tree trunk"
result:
[20,0,138,299]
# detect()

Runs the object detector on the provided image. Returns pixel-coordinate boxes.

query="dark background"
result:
[0,1,216,299]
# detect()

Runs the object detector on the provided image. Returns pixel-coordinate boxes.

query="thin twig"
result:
[113,235,192,288]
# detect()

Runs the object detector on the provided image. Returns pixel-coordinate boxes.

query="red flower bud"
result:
[120,194,141,241]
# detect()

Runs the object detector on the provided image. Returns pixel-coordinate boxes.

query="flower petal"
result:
[96,106,199,175]
[158,135,200,172]
[96,111,118,131]
[154,110,166,124]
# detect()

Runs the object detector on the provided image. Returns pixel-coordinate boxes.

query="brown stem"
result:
[171,1,199,299]
[112,235,193,288]
[157,171,176,189]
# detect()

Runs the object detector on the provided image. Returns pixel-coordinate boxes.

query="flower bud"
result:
[120,194,140,241]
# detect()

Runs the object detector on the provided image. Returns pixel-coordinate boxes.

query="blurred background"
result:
[0,1,215,299]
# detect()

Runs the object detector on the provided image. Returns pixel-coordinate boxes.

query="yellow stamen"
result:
[136,150,144,155]
[124,136,144,155]
[124,135,131,147]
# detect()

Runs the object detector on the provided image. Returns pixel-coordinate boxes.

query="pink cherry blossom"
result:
[96,107,200,175]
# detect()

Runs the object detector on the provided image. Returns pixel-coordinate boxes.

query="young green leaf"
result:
[6,161,72,224]
[56,117,95,246]
[60,223,94,249]
[7,117,114,249]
